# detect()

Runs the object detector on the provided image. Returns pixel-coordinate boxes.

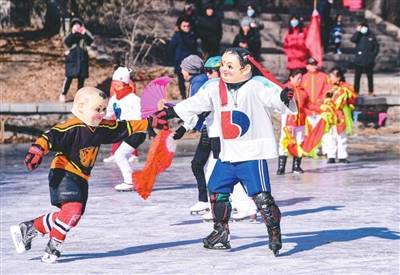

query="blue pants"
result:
[208,159,271,197]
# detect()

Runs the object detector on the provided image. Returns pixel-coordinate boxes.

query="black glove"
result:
[24,144,44,171]
[280,87,294,107]
[173,125,187,140]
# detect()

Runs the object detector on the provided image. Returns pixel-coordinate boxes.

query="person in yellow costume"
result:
[324,67,356,164]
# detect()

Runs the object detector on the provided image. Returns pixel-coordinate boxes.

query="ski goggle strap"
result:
[245,55,284,89]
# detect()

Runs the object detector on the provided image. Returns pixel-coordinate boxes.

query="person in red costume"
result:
[277,69,310,174]
[301,57,330,113]
[283,15,310,71]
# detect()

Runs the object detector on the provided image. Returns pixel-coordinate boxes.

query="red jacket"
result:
[285,83,310,126]
[301,71,330,115]
[283,28,309,70]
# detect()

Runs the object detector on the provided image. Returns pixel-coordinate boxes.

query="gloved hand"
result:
[173,125,187,140]
[147,111,169,138]
[280,87,294,107]
[24,144,44,171]
[155,107,179,120]
[147,112,168,130]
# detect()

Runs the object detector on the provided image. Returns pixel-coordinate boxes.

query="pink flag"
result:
[305,9,323,66]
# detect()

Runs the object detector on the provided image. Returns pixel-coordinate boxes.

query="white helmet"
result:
[112,67,132,84]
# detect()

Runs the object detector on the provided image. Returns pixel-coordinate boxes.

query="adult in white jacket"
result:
[160,48,297,255]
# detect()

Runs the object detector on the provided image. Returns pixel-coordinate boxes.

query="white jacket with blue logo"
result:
[105,93,141,121]
[174,76,297,162]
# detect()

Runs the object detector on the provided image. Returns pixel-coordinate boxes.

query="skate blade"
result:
[203,240,231,250]
[10,225,26,253]
[114,188,133,192]
[190,209,209,215]
[204,243,231,250]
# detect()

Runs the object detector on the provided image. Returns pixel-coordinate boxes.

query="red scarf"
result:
[115,85,134,100]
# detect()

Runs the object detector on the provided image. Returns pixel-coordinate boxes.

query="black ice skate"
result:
[276,156,287,175]
[268,226,282,257]
[10,220,38,253]
[292,157,304,174]
[203,223,231,250]
[41,238,63,264]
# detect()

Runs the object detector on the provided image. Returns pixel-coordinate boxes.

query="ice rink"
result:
[1,143,399,274]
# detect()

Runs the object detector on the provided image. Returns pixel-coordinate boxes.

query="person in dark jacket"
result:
[317,0,333,53]
[330,13,343,55]
[60,18,93,102]
[351,22,379,96]
[232,17,261,60]
[169,16,198,99]
[195,4,223,59]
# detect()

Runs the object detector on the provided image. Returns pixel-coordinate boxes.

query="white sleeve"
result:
[254,77,297,115]
[173,84,213,129]
[104,96,115,119]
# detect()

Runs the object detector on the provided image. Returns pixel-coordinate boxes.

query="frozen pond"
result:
[1,143,399,274]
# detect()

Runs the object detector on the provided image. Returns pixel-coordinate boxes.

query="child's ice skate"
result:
[41,238,62,264]
[114,182,134,192]
[189,201,210,215]
[203,223,231,250]
[10,220,38,253]
[103,155,115,163]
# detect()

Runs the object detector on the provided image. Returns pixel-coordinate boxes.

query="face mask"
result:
[360,26,368,34]
[290,19,299,28]
[247,9,255,17]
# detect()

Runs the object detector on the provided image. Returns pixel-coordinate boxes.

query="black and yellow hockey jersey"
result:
[35,116,148,181]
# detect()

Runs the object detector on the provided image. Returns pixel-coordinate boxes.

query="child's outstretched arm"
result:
[24,144,44,171]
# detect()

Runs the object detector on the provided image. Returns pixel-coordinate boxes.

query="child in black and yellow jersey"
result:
[10,87,167,264]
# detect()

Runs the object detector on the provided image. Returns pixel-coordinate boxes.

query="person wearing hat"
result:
[232,17,261,59]
[301,57,330,156]
[157,47,297,255]
[195,4,223,59]
[59,18,94,102]
[169,16,198,99]
[104,67,146,192]
[351,22,379,96]
[301,57,330,116]
[173,55,211,215]
[283,14,309,71]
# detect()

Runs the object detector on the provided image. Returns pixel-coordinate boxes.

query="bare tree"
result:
[115,0,170,70]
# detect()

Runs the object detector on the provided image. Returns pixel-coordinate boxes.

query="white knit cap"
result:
[112,67,132,84]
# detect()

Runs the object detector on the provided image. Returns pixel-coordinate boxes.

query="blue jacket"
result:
[189,74,208,97]
[189,73,209,131]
